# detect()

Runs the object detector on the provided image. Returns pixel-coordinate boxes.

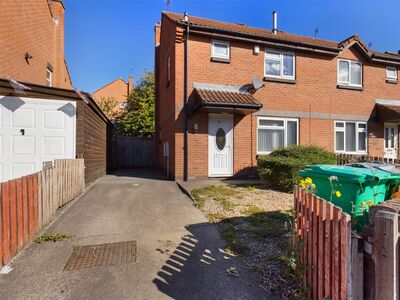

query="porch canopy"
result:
[376,99,400,122]
[192,83,262,115]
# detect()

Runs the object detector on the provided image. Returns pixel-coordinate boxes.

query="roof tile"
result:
[194,88,262,108]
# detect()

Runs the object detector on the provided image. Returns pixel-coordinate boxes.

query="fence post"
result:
[349,236,363,300]
[373,210,399,300]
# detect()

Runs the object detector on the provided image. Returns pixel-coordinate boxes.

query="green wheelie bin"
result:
[299,165,400,231]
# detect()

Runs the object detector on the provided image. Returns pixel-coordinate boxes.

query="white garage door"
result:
[0,96,76,182]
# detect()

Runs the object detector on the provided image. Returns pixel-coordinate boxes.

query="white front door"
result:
[208,114,233,177]
[0,97,76,182]
[384,123,398,159]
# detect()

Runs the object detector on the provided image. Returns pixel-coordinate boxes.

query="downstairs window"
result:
[257,117,298,154]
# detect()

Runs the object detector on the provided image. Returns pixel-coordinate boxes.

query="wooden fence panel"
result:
[1,182,10,265]
[114,136,155,169]
[0,159,85,268]
[9,180,17,263]
[294,188,352,299]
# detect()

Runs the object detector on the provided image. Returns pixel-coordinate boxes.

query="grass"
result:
[192,185,237,210]
[34,233,74,243]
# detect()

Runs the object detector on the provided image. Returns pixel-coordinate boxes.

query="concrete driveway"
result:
[0,169,272,300]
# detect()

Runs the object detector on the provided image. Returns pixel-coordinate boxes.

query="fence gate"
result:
[113,136,155,169]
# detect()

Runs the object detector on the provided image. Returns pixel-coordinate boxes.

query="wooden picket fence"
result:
[336,153,400,165]
[294,187,353,299]
[0,159,85,267]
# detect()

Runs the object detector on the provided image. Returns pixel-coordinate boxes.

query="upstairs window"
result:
[386,66,397,81]
[167,54,171,86]
[46,68,53,86]
[264,50,295,79]
[338,59,362,87]
[211,40,230,60]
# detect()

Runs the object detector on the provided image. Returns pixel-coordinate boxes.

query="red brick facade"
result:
[92,77,133,119]
[155,12,400,179]
[0,0,72,89]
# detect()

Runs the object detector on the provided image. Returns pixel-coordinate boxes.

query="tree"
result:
[97,96,119,120]
[116,71,155,137]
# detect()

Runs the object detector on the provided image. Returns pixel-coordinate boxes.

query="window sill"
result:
[386,79,398,84]
[211,57,230,64]
[337,84,363,91]
[263,77,296,84]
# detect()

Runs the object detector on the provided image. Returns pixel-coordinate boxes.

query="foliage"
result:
[258,145,337,192]
[97,96,120,120]
[116,71,155,137]
[34,233,74,243]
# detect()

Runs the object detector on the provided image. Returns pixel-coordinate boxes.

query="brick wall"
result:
[156,17,400,179]
[0,0,72,89]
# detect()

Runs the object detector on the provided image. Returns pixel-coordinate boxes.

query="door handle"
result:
[20,129,25,136]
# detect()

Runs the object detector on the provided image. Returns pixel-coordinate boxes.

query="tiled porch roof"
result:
[193,88,262,109]
[376,103,400,122]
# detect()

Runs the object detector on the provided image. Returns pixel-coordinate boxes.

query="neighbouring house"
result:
[155,11,400,180]
[92,76,134,119]
[0,0,112,184]
[0,0,72,89]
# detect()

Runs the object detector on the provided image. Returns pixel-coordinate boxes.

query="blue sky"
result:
[64,0,400,93]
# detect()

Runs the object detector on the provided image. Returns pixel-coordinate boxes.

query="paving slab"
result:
[0,169,273,300]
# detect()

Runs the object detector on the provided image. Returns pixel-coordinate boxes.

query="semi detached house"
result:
[155,11,400,180]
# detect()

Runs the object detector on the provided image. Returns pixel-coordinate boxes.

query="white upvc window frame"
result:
[334,121,367,154]
[211,40,230,59]
[337,59,363,87]
[386,66,398,81]
[257,116,299,154]
[264,49,295,80]
[46,68,53,87]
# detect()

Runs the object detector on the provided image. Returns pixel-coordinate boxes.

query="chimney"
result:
[128,75,134,93]
[272,11,278,35]
[184,12,188,22]
[154,21,161,47]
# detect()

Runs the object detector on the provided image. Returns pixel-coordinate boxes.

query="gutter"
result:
[201,102,262,110]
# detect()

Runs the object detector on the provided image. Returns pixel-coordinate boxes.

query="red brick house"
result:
[92,76,134,120]
[0,0,72,89]
[155,11,400,180]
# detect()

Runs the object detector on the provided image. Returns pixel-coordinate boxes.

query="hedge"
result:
[257,145,337,192]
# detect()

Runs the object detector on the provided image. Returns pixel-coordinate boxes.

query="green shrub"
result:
[257,145,337,192]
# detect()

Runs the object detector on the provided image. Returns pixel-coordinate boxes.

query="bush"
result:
[257,145,337,192]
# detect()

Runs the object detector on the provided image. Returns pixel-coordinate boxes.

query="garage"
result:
[0,78,112,184]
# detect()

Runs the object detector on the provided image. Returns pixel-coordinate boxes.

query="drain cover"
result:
[64,241,137,271]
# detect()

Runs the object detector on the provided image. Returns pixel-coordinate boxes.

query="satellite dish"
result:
[252,76,264,90]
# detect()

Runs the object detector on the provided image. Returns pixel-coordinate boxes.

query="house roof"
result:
[91,78,128,95]
[193,87,262,111]
[164,11,338,50]
[163,11,400,62]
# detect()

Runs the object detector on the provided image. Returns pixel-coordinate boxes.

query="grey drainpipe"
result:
[183,12,189,181]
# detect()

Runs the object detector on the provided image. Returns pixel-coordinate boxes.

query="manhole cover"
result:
[64,241,137,271]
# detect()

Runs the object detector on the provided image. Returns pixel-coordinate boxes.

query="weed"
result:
[220,226,248,255]
[246,185,255,192]
[34,233,74,243]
